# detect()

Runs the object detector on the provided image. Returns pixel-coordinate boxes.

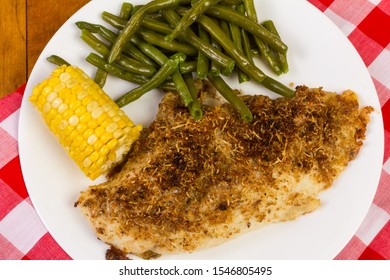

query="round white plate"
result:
[19,0,384,259]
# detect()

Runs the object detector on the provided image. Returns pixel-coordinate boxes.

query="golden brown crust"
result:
[105,246,131,260]
[77,85,372,258]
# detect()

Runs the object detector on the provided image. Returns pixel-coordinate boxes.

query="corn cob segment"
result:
[29,65,142,180]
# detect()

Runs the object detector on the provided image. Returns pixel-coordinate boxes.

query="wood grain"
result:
[0,0,90,98]
[26,0,90,75]
[0,0,26,97]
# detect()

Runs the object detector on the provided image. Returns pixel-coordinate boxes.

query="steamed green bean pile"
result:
[69,0,294,121]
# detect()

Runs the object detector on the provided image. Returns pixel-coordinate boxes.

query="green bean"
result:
[204,5,288,54]
[80,29,157,77]
[112,48,157,77]
[120,2,133,20]
[196,0,241,4]
[131,5,143,15]
[94,68,108,88]
[261,76,294,98]
[209,37,222,77]
[191,0,242,6]
[102,11,174,35]
[160,9,235,71]
[117,36,195,108]
[46,55,70,66]
[103,9,234,71]
[241,27,253,63]
[75,21,100,33]
[145,12,166,21]
[207,75,252,122]
[262,20,289,74]
[101,11,127,29]
[203,17,221,77]
[196,26,210,79]
[242,0,281,75]
[180,61,197,74]
[80,29,111,56]
[228,18,250,83]
[217,21,235,77]
[86,53,149,85]
[169,53,195,107]
[242,0,257,22]
[104,64,151,86]
[129,34,169,66]
[158,81,177,92]
[235,4,253,62]
[236,4,253,82]
[77,0,293,118]
[116,58,179,107]
[193,13,266,82]
[219,19,231,41]
[173,52,187,62]
[165,0,222,41]
[171,70,194,107]
[76,21,157,67]
[171,10,292,96]
[183,73,203,120]
[108,0,182,63]
[254,32,282,74]
[138,29,198,56]
[220,0,242,5]
[142,17,175,34]
[103,8,234,72]
[87,53,176,91]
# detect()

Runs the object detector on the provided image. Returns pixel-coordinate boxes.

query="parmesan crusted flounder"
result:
[76,85,372,259]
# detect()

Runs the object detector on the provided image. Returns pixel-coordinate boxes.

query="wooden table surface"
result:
[0,0,90,98]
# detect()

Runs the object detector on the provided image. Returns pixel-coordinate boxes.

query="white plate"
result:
[19,0,384,260]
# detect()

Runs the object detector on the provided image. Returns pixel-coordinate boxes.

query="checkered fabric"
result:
[0,84,71,260]
[1,0,389,260]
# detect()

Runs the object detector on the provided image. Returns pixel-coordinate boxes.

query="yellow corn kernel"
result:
[47,91,58,103]
[116,119,128,129]
[77,145,94,164]
[57,103,68,114]
[106,138,118,150]
[68,99,81,111]
[61,109,73,122]
[43,108,57,123]
[36,95,46,110]
[94,127,106,138]
[41,86,52,96]
[106,123,118,134]
[29,65,142,180]
[81,95,94,107]
[89,151,100,163]
[87,134,98,146]
[78,111,90,124]
[74,105,87,117]
[113,128,124,139]
[99,144,110,156]
[100,118,112,129]
[48,77,60,87]
[100,132,113,144]
[68,115,79,126]
[82,128,94,140]
[95,156,106,169]
[87,119,98,129]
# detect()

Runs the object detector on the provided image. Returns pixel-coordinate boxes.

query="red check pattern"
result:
[1,0,389,260]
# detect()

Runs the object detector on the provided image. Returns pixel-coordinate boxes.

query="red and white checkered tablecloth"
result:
[1,0,389,260]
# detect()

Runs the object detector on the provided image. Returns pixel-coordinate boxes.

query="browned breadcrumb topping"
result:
[105,245,131,260]
[78,85,372,256]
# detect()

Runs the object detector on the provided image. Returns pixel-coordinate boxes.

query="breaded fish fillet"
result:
[76,85,372,259]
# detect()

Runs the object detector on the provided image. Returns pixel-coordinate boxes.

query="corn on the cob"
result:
[29,65,142,180]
